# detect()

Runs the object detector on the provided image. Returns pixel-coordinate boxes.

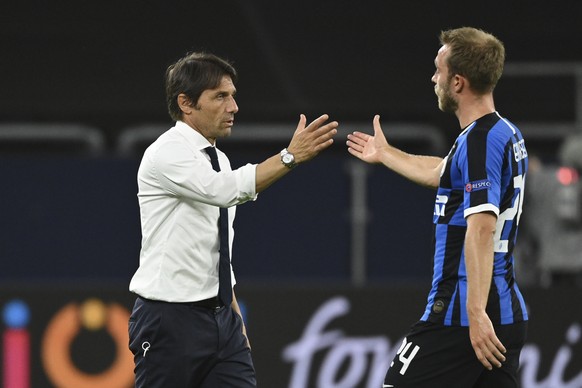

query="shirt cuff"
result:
[236,163,258,202]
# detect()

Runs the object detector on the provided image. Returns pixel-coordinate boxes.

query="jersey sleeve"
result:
[459,127,506,219]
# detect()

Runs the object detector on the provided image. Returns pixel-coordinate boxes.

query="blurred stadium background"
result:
[2,1,582,387]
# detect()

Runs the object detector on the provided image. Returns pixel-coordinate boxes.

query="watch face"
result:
[283,154,293,163]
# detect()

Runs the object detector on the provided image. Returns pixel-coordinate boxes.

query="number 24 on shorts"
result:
[392,337,420,375]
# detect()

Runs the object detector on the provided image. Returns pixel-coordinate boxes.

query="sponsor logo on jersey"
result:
[465,179,491,192]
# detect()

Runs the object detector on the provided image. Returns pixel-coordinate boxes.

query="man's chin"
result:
[437,101,448,113]
[437,99,457,113]
[218,128,232,138]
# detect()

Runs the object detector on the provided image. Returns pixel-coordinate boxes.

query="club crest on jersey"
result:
[465,179,491,192]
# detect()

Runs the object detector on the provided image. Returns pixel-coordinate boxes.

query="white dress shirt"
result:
[129,121,257,302]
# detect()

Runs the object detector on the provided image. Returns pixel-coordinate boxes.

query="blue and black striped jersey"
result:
[422,112,529,326]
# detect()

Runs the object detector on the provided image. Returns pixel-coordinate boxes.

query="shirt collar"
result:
[174,121,214,151]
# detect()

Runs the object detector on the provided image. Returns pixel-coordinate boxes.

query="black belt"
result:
[183,296,223,309]
[138,296,224,310]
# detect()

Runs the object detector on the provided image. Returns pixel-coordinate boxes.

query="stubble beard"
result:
[436,81,458,113]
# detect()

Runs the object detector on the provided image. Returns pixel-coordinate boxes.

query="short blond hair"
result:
[440,27,505,94]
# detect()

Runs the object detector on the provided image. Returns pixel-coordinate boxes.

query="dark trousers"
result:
[384,320,527,388]
[128,297,256,388]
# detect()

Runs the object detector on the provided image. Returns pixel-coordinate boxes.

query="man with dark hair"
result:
[128,51,338,387]
[347,27,528,387]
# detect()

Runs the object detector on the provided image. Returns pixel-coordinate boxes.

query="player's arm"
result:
[255,114,338,193]
[464,211,507,370]
[346,115,443,188]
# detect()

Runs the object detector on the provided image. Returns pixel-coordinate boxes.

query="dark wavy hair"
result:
[165,52,238,121]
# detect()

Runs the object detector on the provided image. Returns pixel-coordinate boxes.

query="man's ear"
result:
[178,93,194,115]
[452,74,466,93]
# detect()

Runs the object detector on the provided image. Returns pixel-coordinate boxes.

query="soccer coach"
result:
[128,52,338,387]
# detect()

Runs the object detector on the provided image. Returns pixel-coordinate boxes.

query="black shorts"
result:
[384,320,527,388]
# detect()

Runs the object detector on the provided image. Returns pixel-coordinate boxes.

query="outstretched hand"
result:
[287,114,338,164]
[346,115,389,164]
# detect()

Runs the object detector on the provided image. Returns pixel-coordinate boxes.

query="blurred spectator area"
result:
[517,134,582,288]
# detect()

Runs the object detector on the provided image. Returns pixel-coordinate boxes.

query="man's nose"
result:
[228,96,239,113]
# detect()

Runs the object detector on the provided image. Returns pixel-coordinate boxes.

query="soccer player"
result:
[347,27,528,387]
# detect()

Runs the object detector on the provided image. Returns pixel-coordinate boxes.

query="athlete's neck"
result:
[455,93,496,129]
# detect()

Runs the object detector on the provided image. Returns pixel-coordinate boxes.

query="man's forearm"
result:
[465,213,497,318]
[379,147,443,189]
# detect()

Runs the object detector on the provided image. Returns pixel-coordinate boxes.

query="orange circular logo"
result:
[41,299,133,388]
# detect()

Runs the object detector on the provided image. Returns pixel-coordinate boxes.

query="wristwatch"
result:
[280,148,297,169]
